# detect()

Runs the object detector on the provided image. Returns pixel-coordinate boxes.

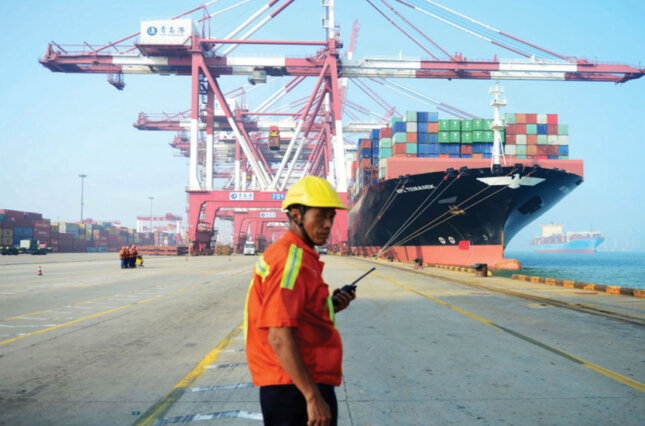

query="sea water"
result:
[501,251,645,290]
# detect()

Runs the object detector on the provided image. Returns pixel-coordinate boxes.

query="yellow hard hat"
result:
[282,176,347,210]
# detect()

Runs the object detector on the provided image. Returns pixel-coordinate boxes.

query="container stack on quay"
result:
[0,209,184,253]
[350,111,570,196]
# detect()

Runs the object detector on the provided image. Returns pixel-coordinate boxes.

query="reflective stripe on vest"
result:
[280,244,303,290]
[327,296,336,329]
[254,256,270,281]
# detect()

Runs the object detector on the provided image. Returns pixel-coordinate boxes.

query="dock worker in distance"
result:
[245,176,356,426]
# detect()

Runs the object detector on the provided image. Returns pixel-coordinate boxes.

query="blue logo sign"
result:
[229,192,254,201]
[271,193,286,201]
[147,26,158,36]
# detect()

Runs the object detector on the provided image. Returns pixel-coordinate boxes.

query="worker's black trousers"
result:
[260,384,337,426]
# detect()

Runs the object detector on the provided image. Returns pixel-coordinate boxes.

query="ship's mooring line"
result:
[393,183,509,247]
[377,173,457,256]
[386,169,515,249]
[364,177,409,237]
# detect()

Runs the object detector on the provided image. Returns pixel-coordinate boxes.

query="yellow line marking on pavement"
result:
[376,272,645,394]
[0,281,211,346]
[134,322,244,426]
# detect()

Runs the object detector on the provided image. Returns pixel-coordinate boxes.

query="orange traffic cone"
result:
[37,266,42,276]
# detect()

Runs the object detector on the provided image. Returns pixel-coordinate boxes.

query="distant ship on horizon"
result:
[531,224,605,253]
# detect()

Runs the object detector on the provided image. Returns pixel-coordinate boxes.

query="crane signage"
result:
[140,19,195,45]
[271,193,286,201]
[260,212,277,218]
[229,192,254,201]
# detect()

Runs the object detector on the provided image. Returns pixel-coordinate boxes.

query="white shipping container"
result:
[505,144,516,155]
[140,19,195,45]
[537,114,548,124]
[405,122,416,133]
[516,134,527,145]
[558,135,569,145]
[547,135,558,145]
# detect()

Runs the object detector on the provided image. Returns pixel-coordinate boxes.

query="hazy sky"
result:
[1,0,644,251]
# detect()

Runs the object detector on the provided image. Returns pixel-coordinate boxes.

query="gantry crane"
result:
[39,0,644,254]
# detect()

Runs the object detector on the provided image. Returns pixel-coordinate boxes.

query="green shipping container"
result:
[379,137,392,148]
[404,111,417,122]
[393,133,407,143]
[515,155,527,159]
[406,143,418,154]
[472,119,484,131]
[537,135,547,145]
[516,145,527,156]
[390,116,403,127]
[461,120,473,131]
[484,131,494,142]
[461,132,473,143]
[526,124,538,135]
[472,130,484,142]
[558,155,569,160]
[558,124,569,135]
[380,147,392,158]
[504,113,515,124]
[439,132,450,143]
[450,131,461,143]
[449,119,461,131]
[439,119,451,131]
[485,119,494,130]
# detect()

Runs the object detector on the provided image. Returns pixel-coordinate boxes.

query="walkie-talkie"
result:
[333,267,375,306]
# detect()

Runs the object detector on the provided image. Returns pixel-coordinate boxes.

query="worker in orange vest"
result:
[129,245,138,268]
[245,176,355,426]
[119,246,128,269]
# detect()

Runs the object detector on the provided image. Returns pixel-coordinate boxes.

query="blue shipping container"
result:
[448,143,461,155]
[548,155,559,159]
[417,111,428,122]
[429,143,439,154]
[418,144,431,154]
[559,145,569,156]
[427,133,438,143]
[418,133,428,143]
[393,121,406,133]
[428,112,439,122]
[418,153,432,158]
[537,124,548,135]
[14,227,33,237]
[360,149,371,159]
[449,154,461,158]
[484,143,493,154]
[370,129,380,139]
[439,144,450,154]
[483,153,492,159]
[461,154,472,158]
[472,143,483,154]
[417,122,428,133]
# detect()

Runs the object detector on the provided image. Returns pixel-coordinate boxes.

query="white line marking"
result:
[0,324,58,328]
[205,362,247,369]
[156,410,263,424]
[185,383,254,393]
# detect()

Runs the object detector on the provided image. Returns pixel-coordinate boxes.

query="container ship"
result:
[347,85,583,270]
[531,224,604,253]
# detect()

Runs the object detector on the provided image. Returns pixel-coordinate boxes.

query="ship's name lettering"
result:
[396,184,436,193]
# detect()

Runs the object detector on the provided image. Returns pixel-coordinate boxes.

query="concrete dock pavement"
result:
[0,253,643,425]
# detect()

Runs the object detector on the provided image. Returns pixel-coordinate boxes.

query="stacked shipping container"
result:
[0,209,180,253]
[350,111,571,195]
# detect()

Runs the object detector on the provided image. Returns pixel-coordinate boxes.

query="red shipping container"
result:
[0,209,25,220]
[34,220,50,232]
[505,134,516,144]
[527,135,538,145]
[538,145,549,155]
[380,127,393,137]
[360,158,372,168]
[393,143,407,154]
[525,113,537,124]
[505,124,515,135]
[515,114,526,124]
[537,155,548,159]
[461,145,472,154]
[472,153,483,159]
[547,114,558,124]
[406,132,417,143]
[547,145,558,156]
[1,221,14,230]
[515,124,526,134]
[547,124,558,134]
[527,145,538,156]
[360,139,371,149]
[24,212,43,221]
[427,122,439,133]
[439,154,450,158]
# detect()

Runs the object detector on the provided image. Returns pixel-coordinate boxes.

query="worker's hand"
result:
[332,288,355,313]
[305,390,332,426]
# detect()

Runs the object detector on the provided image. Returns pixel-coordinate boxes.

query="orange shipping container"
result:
[515,114,526,124]
[527,145,538,156]
[427,122,439,133]
[527,134,538,145]
[406,132,417,143]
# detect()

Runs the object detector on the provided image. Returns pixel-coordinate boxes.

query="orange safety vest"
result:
[244,231,342,387]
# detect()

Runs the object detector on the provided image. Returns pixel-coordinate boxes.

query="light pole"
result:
[79,174,87,222]
[148,196,154,234]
